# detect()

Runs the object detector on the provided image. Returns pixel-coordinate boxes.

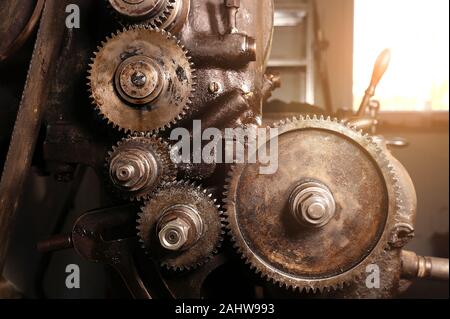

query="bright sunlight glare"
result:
[353,0,449,111]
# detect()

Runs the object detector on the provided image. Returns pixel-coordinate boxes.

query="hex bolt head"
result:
[156,205,204,251]
[289,181,336,228]
[116,164,136,182]
[114,55,164,105]
[109,147,158,193]
[158,218,190,251]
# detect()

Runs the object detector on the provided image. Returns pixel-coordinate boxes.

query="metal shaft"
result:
[357,49,391,116]
[401,250,449,281]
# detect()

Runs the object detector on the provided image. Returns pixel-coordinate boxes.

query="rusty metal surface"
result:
[106,134,176,201]
[401,250,449,281]
[138,181,225,271]
[225,116,401,292]
[71,205,152,299]
[178,0,274,126]
[108,0,189,32]
[0,0,431,299]
[0,0,44,63]
[0,0,70,273]
[108,0,169,20]
[40,0,274,174]
[88,26,194,133]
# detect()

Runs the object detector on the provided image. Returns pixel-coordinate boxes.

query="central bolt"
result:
[157,205,204,251]
[116,165,136,182]
[289,181,336,228]
[159,218,190,251]
[131,71,147,87]
[115,55,164,105]
[306,201,326,220]
[109,147,158,192]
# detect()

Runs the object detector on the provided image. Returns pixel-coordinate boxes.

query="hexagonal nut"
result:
[158,218,191,251]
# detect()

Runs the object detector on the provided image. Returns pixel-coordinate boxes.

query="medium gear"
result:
[106,134,176,201]
[107,0,189,33]
[225,115,402,292]
[137,181,225,271]
[88,25,195,133]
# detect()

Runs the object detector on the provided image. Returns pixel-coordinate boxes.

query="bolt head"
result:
[115,56,164,105]
[109,147,158,192]
[305,200,327,220]
[158,218,190,251]
[208,81,222,94]
[131,71,147,87]
[116,165,136,182]
[290,182,336,228]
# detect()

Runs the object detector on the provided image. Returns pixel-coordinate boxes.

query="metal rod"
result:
[0,0,68,273]
[401,250,449,281]
[357,49,391,116]
[37,234,73,253]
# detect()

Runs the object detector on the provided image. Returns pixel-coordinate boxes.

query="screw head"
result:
[131,71,147,87]
[208,81,222,94]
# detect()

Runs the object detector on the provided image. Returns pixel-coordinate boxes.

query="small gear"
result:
[88,25,195,133]
[106,134,176,201]
[225,115,402,292]
[137,181,225,271]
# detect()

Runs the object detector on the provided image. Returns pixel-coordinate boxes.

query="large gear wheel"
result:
[225,115,402,292]
[138,181,225,271]
[88,25,194,133]
[106,134,176,201]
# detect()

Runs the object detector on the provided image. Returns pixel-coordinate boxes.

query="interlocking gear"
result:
[225,115,402,292]
[106,134,176,201]
[137,181,225,271]
[88,25,194,133]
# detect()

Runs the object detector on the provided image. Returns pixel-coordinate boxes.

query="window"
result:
[269,0,315,104]
[353,0,449,111]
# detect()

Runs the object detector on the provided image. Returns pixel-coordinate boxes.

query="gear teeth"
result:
[105,134,177,201]
[106,0,178,29]
[88,25,194,134]
[137,181,226,272]
[225,115,404,293]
